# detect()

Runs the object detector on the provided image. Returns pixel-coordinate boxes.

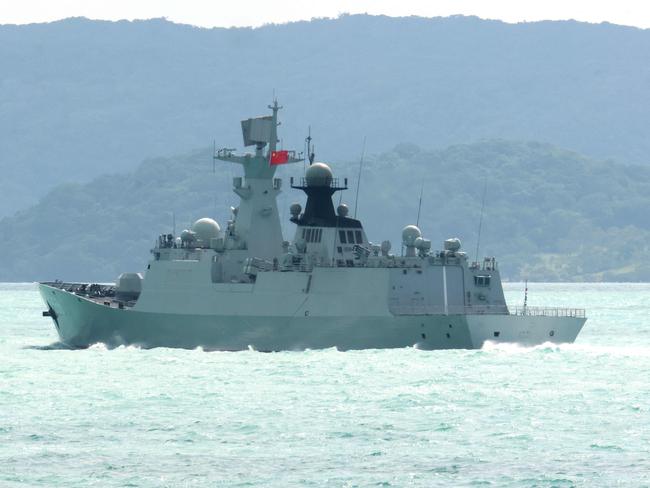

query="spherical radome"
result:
[305,162,333,187]
[337,203,349,217]
[192,218,221,244]
[402,225,422,246]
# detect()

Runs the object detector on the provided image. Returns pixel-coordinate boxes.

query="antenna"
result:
[523,279,528,314]
[474,177,488,263]
[306,126,315,165]
[353,136,366,219]
[416,180,424,227]
[304,125,315,174]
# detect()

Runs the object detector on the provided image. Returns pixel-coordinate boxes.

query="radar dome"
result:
[337,204,349,217]
[402,225,422,246]
[192,218,221,245]
[305,162,333,187]
[444,238,461,252]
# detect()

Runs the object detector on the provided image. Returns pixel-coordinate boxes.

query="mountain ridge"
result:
[1,14,648,216]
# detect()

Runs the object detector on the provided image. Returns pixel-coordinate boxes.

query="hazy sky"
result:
[0,0,649,29]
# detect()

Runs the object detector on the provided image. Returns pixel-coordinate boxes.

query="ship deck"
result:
[40,281,585,318]
[40,281,136,309]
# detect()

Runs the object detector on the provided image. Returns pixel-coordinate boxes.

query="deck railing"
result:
[390,304,586,318]
[510,306,586,318]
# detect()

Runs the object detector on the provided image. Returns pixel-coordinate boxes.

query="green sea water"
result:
[1,282,649,487]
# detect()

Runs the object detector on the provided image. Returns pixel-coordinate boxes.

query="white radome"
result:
[402,225,422,246]
[192,218,221,245]
[305,162,333,187]
[444,238,461,252]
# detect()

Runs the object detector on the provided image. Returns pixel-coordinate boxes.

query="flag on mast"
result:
[269,150,289,165]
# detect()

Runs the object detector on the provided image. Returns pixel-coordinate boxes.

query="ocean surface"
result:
[1,282,649,487]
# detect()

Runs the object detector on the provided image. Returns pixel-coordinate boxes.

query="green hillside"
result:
[1,15,650,216]
[1,140,648,282]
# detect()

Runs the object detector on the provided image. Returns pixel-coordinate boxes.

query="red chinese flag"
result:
[270,150,289,165]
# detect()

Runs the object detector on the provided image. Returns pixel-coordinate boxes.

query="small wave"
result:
[481,340,650,357]
[590,443,625,452]
[562,343,650,357]
[22,341,82,350]
[480,340,563,353]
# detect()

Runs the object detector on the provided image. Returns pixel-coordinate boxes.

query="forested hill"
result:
[1,15,650,216]
[1,139,649,282]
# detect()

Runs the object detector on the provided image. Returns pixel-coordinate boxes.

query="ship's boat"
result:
[39,102,586,350]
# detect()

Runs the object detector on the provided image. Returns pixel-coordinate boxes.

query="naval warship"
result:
[39,102,586,350]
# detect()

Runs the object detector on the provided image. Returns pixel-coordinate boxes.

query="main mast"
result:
[214,101,300,259]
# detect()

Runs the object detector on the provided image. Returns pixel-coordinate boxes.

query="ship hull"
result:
[40,284,585,350]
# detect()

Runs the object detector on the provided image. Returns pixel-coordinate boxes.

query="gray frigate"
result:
[39,102,586,350]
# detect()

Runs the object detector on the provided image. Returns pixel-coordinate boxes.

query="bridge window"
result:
[339,230,347,244]
[347,230,355,243]
[474,275,491,287]
[303,228,322,243]
[355,230,363,244]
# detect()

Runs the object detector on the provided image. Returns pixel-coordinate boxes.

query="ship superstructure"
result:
[39,102,586,350]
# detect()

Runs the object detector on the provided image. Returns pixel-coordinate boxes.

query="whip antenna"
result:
[416,180,424,227]
[353,136,366,219]
[474,177,488,263]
